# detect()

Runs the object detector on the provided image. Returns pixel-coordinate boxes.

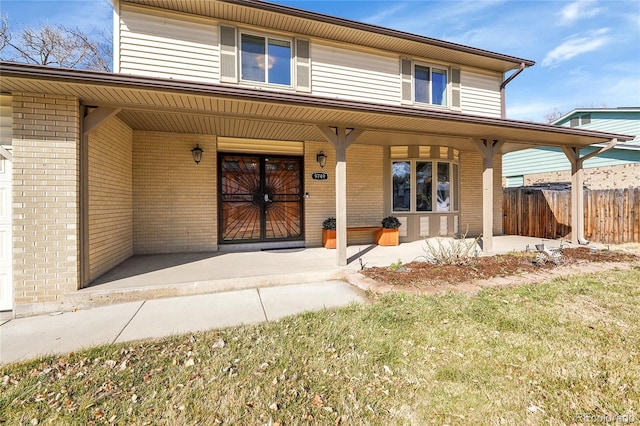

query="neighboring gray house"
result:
[503,108,640,189]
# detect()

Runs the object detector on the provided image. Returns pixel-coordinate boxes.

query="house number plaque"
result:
[311,172,329,180]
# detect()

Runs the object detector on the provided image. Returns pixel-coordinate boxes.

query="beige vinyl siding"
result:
[119,5,218,82]
[460,70,502,117]
[0,95,12,146]
[311,42,401,105]
[88,117,134,282]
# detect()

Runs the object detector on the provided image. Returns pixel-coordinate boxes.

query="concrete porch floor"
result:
[65,235,561,310]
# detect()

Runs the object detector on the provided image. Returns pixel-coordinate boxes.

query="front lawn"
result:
[2,268,639,425]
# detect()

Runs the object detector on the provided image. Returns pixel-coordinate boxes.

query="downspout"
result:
[500,62,526,119]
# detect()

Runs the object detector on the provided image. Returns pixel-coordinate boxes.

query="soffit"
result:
[120,0,532,73]
[1,64,632,153]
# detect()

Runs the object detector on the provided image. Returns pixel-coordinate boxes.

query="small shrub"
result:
[388,258,403,271]
[422,232,481,265]
[322,217,336,230]
[381,216,401,229]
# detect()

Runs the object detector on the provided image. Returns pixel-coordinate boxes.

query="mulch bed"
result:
[361,247,639,287]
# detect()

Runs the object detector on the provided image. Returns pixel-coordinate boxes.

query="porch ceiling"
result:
[1,62,633,153]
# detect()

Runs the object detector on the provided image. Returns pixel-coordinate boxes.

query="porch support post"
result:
[317,126,363,265]
[561,139,617,245]
[473,138,504,252]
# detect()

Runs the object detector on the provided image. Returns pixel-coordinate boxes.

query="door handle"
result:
[264,194,271,202]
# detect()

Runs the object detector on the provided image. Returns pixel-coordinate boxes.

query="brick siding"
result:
[304,142,384,246]
[12,93,80,316]
[460,151,503,237]
[522,163,640,190]
[88,116,134,281]
[132,131,216,254]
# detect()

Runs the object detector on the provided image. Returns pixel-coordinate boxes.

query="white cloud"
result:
[541,28,611,67]
[363,3,409,26]
[558,0,602,25]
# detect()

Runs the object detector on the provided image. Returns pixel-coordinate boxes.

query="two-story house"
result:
[0,0,633,316]
[503,107,640,189]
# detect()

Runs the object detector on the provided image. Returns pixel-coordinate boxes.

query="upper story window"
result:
[569,114,591,127]
[241,34,292,86]
[220,25,311,92]
[414,65,448,106]
[401,58,460,110]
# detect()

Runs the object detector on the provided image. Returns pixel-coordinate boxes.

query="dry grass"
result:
[1,268,639,425]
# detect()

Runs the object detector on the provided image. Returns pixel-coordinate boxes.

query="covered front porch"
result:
[65,235,550,310]
[1,62,632,316]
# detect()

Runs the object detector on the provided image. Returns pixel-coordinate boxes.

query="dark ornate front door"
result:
[219,154,303,243]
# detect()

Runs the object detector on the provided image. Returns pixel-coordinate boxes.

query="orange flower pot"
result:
[322,229,336,249]
[376,228,399,246]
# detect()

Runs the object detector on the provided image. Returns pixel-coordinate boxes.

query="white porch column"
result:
[473,138,504,252]
[317,126,363,265]
[561,139,617,245]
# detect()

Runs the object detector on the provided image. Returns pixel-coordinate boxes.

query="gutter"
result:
[500,62,527,119]
[1,61,633,144]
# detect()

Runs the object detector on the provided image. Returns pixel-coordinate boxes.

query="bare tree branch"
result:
[0,19,111,71]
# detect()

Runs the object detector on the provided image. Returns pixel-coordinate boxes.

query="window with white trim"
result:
[240,33,292,86]
[392,155,459,213]
[414,64,448,106]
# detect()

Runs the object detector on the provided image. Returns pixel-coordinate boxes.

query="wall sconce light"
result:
[191,144,203,165]
[316,151,327,168]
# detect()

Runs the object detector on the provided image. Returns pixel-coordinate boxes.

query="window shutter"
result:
[401,58,412,104]
[219,25,237,83]
[295,38,311,92]
[450,67,461,110]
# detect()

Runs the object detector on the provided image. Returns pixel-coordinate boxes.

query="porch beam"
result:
[316,126,364,266]
[473,138,504,252]
[561,139,617,245]
[0,146,12,161]
[83,106,121,136]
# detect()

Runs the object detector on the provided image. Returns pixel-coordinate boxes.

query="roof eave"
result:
[1,61,633,146]
[222,0,535,69]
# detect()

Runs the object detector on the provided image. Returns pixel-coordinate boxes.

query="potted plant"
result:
[376,216,401,246]
[322,217,337,249]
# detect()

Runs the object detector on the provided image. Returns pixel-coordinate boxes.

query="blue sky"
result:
[1,0,639,122]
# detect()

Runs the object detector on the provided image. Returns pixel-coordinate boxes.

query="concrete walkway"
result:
[0,281,366,365]
[0,236,555,365]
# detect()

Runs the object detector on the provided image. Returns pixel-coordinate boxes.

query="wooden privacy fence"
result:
[503,187,640,244]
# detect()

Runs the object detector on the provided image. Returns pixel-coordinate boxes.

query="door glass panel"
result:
[220,156,261,241]
[220,155,302,243]
[265,157,301,239]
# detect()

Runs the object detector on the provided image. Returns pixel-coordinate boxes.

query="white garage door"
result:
[0,154,11,311]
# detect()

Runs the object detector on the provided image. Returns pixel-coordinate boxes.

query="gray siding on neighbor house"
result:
[503,110,640,184]
[556,111,640,147]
